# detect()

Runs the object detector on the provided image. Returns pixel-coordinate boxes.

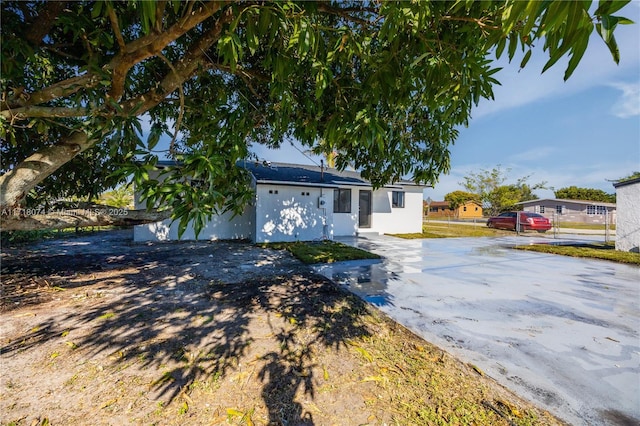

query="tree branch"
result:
[316,3,378,27]
[2,73,102,111]
[441,15,500,31]
[3,2,228,111]
[1,106,89,120]
[0,131,97,210]
[23,1,68,47]
[107,4,126,51]
[0,207,171,232]
[107,1,226,102]
[120,7,236,115]
[156,53,184,155]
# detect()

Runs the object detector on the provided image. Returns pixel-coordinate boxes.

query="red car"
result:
[486,211,552,232]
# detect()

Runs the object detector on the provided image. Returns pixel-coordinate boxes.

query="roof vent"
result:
[261,160,277,170]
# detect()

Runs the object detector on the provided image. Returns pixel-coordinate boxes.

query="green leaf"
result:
[177,216,190,239]
[595,0,631,16]
[541,42,570,74]
[507,33,518,61]
[298,20,312,59]
[91,1,103,19]
[258,8,271,34]
[246,19,259,55]
[521,0,545,36]
[564,32,590,80]
[141,0,157,35]
[519,49,532,69]
[495,37,507,60]
[147,124,163,150]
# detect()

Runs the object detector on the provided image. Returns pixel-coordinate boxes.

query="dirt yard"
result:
[0,229,564,425]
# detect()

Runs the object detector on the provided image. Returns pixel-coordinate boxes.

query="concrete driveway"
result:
[313,235,640,426]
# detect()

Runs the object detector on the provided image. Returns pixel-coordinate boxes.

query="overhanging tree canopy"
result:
[0,0,633,235]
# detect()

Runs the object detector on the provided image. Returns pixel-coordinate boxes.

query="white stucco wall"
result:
[254,185,332,243]
[369,187,424,234]
[615,180,640,252]
[133,169,254,242]
[133,169,424,242]
[133,207,254,242]
[330,185,424,236]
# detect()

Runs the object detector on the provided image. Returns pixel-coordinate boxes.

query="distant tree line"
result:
[554,186,615,203]
[441,166,626,217]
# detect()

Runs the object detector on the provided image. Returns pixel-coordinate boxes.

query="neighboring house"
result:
[426,201,483,219]
[134,161,426,243]
[516,198,616,224]
[613,177,640,252]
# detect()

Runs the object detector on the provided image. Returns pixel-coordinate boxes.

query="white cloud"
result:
[508,147,556,162]
[608,82,640,118]
[471,6,640,121]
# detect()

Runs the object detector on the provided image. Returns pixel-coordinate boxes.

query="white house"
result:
[613,177,640,252]
[134,161,426,243]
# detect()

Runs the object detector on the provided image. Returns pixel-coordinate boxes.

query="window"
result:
[556,205,564,214]
[475,207,478,211]
[463,206,467,212]
[430,207,438,212]
[539,206,545,213]
[333,189,351,213]
[392,191,405,208]
[587,205,607,215]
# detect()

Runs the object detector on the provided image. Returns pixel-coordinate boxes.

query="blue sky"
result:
[253,3,640,201]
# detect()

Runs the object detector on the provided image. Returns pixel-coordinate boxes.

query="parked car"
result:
[486,211,552,232]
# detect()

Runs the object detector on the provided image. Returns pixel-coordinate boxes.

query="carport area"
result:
[313,235,640,426]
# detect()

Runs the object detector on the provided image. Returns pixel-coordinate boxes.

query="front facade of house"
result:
[516,198,616,224]
[613,177,640,252]
[426,201,483,219]
[134,162,425,243]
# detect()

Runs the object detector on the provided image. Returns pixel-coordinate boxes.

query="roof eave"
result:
[255,180,340,189]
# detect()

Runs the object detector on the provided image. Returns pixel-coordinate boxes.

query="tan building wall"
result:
[457,202,483,218]
[426,201,483,219]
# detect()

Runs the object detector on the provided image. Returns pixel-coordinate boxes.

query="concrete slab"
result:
[314,235,640,426]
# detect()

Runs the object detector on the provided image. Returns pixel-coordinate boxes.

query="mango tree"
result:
[1,0,633,235]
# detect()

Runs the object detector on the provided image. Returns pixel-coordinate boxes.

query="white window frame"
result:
[392,191,405,208]
[333,189,351,213]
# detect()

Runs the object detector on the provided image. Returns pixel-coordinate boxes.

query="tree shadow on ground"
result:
[1,238,372,425]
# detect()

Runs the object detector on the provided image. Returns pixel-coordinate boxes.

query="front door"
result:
[359,190,372,228]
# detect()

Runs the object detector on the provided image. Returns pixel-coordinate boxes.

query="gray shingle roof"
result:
[515,198,616,207]
[240,161,369,186]
[156,160,425,188]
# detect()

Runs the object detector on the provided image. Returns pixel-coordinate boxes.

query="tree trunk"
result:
[0,207,171,232]
[0,131,96,210]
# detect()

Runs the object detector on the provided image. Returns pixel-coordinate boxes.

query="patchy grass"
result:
[392,223,512,239]
[353,311,558,426]
[556,222,616,231]
[1,226,125,245]
[515,242,640,265]
[259,240,380,264]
